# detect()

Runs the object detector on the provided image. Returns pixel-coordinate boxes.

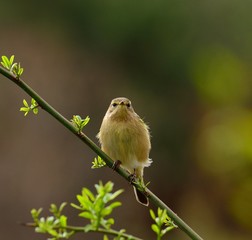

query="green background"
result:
[1,1,252,239]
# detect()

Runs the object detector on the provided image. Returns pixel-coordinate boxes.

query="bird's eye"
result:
[126,103,131,108]
[112,103,118,107]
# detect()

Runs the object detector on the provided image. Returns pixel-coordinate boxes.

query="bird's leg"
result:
[111,160,122,171]
[128,168,137,185]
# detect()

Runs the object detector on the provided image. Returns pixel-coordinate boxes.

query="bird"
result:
[97,97,151,206]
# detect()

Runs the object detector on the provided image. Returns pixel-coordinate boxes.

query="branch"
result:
[0,65,203,240]
[69,226,142,240]
[24,223,143,240]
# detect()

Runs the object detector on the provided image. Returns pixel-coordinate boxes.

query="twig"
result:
[24,223,143,240]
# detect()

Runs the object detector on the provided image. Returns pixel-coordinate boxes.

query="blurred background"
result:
[0,1,252,239]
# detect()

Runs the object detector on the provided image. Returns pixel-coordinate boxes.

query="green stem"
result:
[0,66,204,240]
[69,226,143,240]
[25,223,142,240]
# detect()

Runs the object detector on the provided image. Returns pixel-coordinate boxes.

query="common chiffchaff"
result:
[97,97,151,206]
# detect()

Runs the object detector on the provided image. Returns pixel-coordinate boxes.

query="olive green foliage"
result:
[92,156,107,169]
[71,181,123,231]
[31,203,73,240]
[20,98,39,116]
[150,208,177,240]
[30,181,175,240]
[1,55,23,78]
[71,115,90,133]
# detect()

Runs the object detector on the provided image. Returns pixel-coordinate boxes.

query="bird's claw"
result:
[128,172,137,185]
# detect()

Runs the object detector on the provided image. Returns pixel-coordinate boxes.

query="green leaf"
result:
[151,224,159,234]
[50,204,57,214]
[58,202,67,213]
[59,215,67,227]
[71,181,123,231]
[71,115,90,132]
[18,66,24,76]
[79,211,95,219]
[20,107,29,112]
[9,55,14,65]
[1,56,10,69]
[23,99,29,107]
[31,98,37,106]
[104,217,114,227]
[31,208,43,220]
[92,156,106,168]
[83,188,95,202]
[101,206,113,217]
[107,201,122,209]
[103,235,109,240]
[108,189,124,201]
[150,209,156,221]
[33,108,38,114]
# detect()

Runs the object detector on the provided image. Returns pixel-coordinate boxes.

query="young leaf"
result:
[23,99,29,107]
[71,115,90,132]
[33,108,38,114]
[9,55,15,65]
[1,56,10,69]
[92,156,106,168]
[151,224,159,234]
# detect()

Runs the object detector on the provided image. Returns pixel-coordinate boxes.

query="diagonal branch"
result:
[0,66,204,240]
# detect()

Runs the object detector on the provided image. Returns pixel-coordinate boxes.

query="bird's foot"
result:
[128,171,137,185]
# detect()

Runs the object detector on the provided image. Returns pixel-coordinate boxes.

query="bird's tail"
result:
[133,186,149,206]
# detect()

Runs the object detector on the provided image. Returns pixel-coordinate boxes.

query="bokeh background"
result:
[1,1,252,239]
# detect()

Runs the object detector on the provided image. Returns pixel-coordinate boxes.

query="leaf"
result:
[23,99,29,107]
[83,188,95,202]
[31,208,43,220]
[71,115,90,132]
[59,202,67,213]
[161,210,168,222]
[151,224,159,234]
[59,215,67,227]
[92,156,106,168]
[79,211,95,219]
[83,224,93,233]
[104,217,114,227]
[70,203,82,210]
[157,207,162,218]
[103,181,114,193]
[108,189,124,201]
[107,201,122,210]
[101,206,113,217]
[47,228,58,237]
[18,67,24,76]
[31,98,37,106]
[150,209,156,221]
[161,226,175,235]
[103,235,109,240]
[9,55,15,65]
[1,56,10,69]
[33,108,38,114]
[50,204,57,214]
[81,116,90,127]
[20,107,29,112]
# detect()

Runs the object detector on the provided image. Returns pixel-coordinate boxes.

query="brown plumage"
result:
[97,97,151,205]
